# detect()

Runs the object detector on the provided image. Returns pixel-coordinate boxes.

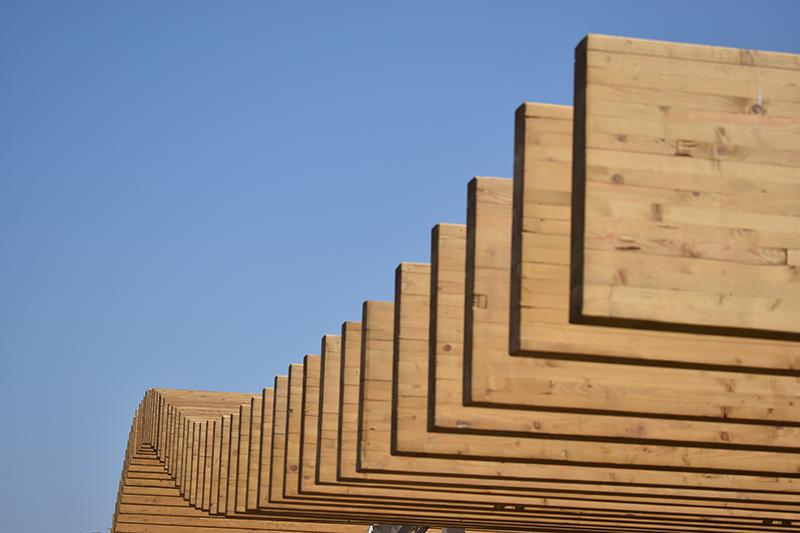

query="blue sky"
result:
[1,1,798,531]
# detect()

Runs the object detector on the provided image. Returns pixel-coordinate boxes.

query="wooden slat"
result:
[573,34,800,337]
[301,336,744,525]
[426,219,800,486]
[112,34,800,532]
[269,365,575,528]
[511,102,800,370]
[128,378,800,529]
[287,353,626,528]
[364,289,800,504]
[118,383,800,531]
[457,177,800,474]
[112,444,368,531]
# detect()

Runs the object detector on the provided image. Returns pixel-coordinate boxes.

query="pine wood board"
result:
[424,224,800,485]
[289,357,703,530]
[131,376,800,524]
[359,299,800,513]
[571,34,800,337]
[299,341,543,508]
[283,354,668,529]
[448,178,800,474]
[263,367,552,528]
[293,337,798,529]
[120,388,800,530]
[114,452,376,532]
[322,323,687,502]
[112,407,374,533]
[510,102,800,369]
[128,376,800,527]
[381,252,800,509]
[144,387,463,524]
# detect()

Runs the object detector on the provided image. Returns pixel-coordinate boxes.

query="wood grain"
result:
[573,34,800,337]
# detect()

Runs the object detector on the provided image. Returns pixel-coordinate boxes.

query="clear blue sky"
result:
[1,1,798,531]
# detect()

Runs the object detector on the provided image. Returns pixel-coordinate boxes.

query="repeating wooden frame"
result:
[570,34,800,339]
[112,34,800,533]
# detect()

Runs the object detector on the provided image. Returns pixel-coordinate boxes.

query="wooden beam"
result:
[572,34,800,338]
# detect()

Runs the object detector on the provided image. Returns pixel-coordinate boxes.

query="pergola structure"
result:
[112,34,800,533]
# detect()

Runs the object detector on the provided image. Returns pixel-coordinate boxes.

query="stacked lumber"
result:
[112,34,800,532]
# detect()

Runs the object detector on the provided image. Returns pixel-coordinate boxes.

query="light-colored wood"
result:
[139,316,800,520]
[246,397,262,511]
[285,355,576,527]
[506,103,800,428]
[217,414,231,514]
[511,102,800,369]
[139,388,381,523]
[333,322,786,518]
[270,366,571,528]
[573,34,800,337]
[283,358,566,526]
[304,338,523,504]
[300,336,761,527]
[286,358,314,501]
[317,328,571,496]
[278,358,772,528]
[455,177,800,474]
[425,220,800,482]
[112,390,368,528]
[118,437,676,533]
[227,408,241,513]
[112,438,371,531]
[257,388,275,509]
[123,374,800,530]
[363,294,800,506]
[379,243,800,508]
[124,380,800,530]
[196,420,207,508]
[113,34,800,532]
[119,388,800,531]
[209,418,222,514]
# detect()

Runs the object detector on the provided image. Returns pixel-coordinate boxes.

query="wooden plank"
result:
[504,103,800,439]
[374,243,800,505]
[572,34,800,337]
[268,365,582,528]
[280,358,572,527]
[426,221,800,476]
[245,397,260,511]
[209,418,222,514]
[217,414,231,514]
[110,433,373,532]
[318,327,556,495]
[360,294,800,508]
[113,35,800,525]
[454,177,800,474]
[145,387,382,523]
[111,393,377,527]
[299,336,737,524]
[226,408,241,513]
[151,386,517,524]
[126,374,800,528]
[120,378,800,530]
[511,102,800,369]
